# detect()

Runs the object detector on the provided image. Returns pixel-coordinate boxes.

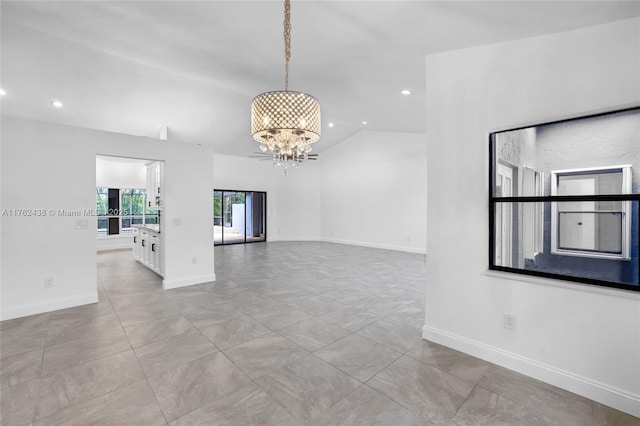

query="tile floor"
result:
[1,242,638,425]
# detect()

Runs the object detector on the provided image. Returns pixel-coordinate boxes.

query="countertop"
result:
[132,224,160,233]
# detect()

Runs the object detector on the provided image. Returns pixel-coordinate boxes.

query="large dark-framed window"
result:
[214,189,267,245]
[489,107,640,292]
[97,187,158,236]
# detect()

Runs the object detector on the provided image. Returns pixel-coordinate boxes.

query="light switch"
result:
[173,217,181,226]
[75,220,88,229]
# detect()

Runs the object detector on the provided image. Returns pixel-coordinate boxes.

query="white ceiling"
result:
[2,1,639,156]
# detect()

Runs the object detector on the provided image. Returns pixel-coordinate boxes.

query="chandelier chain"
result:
[251,0,321,174]
[284,0,291,91]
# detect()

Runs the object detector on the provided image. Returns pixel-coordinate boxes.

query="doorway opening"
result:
[96,155,162,251]
[214,189,266,245]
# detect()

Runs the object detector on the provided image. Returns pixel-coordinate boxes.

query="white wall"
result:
[273,160,322,241]
[215,135,426,249]
[1,116,215,319]
[424,18,640,416]
[1,118,97,320]
[321,130,427,253]
[213,153,322,241]
[95,156,147,189]
[215,136,426,250]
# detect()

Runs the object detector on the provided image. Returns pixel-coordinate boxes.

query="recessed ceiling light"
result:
[362,121,368,125]
[328,122,334,128]
[0,88,6,96]
[52,100,63,108]
[401,89,411,95]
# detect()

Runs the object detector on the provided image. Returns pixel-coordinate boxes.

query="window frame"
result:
[213,189,267,246]
[488,106,640,293]
[550,165,631,260]
[96,187,156,237]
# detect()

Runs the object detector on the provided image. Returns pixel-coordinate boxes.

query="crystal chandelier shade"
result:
[251,90,320,159]
[250,0,320,170]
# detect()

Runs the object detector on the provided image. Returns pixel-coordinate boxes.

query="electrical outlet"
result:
[192,257,197,264]
[503,313,516,330]
[44,277,54,288]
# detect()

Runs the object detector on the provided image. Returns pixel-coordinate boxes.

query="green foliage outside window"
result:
[213,194,222,217]
[96,187,108,216]
[121,188,146,215]
[96,187,157,235]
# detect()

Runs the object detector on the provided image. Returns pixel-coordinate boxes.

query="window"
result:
[551,166,631,259]
[489,107,640,291]
[494,164,543,268]
[120,188,143,232]
[96,187,109,236]
[97,187,157,236]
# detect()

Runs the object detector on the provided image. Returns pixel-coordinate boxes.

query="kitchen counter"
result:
[132,224,160,233]
[132,225,162,276]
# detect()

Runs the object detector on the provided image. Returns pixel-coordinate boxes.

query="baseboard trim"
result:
[0,292,99,321]
[422,325,640,418]
[97,243,132,251]
[162,273,216,290]
[322,237,427,254]
[270,236,322,242]
[96,237,133,252]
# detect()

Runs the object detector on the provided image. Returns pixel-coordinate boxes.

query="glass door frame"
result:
[214,189,267,246]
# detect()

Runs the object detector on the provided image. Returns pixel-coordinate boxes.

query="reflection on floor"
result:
[1,242,636,425]
[214,225,265,245]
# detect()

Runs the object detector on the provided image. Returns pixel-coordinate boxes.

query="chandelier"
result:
[250,0,321,171]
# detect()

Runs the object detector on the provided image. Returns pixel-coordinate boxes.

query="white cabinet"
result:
[150,233,161,274]
[132,225,163,277]
[132,227,141,260]
[138,161,163,277]
[146,161,163,209]
[140,229,150,264]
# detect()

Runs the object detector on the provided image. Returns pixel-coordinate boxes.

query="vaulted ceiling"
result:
[2,1,638,156]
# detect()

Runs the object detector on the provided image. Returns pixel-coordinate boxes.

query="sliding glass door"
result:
[214,190,266,245]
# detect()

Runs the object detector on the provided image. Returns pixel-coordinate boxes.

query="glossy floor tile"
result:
[199,314,272,349]
[317,384,425,426]
[34,350,146,420]
[146,351,252,421]
[41,326,131,374]
[368,355,475,424]
[223,333,310,379]
[315,334,403,382]
[278,317,351,352]
[356,316,424,353]
[33,380,166,426]
[124,314,196,348]
[406,340,491,384]
[169,383,298,426]
[134,331,219,378]
[0,348,43,386]
[1,378,40,425]
[448,386,556,426]
[254,354,360,424]
[0,242,636,425]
